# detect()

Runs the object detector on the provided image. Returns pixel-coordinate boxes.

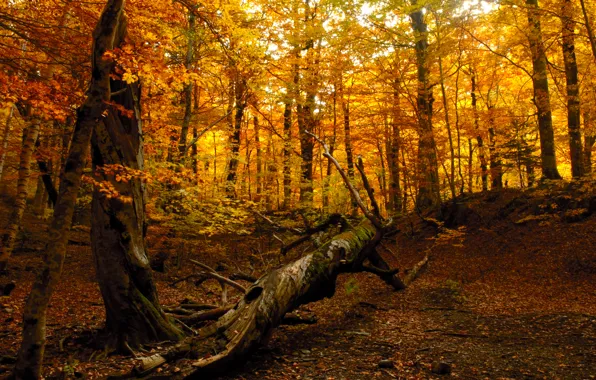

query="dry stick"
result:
[305,130,383,229]
[189,259,246,293]
[176,305,234,324]
[185,111,232,150]
[355,156,382,220]
[402,253,429,287]
[256,211,302,234]
[281,213,349,255]
[169,273,208,287]
[306,130,407,289]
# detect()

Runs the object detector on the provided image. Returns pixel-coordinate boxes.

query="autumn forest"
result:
[0,0,595,378]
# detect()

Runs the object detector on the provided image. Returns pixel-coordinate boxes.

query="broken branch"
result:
[189,259,247,293]
[306,130,383,229]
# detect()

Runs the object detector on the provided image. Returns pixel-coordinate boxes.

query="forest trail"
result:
[0,188,595,379]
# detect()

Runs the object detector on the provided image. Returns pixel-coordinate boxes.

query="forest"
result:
[0,0,595,378]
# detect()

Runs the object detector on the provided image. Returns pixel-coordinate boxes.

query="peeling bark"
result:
[91,80,182,349]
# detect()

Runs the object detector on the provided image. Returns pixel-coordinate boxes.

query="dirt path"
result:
[211,273,595,380]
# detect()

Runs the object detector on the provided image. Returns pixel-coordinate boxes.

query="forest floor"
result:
[0,183,595,379]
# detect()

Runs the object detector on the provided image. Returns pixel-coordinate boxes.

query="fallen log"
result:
[132,133,420,378]
[134,221,381,377]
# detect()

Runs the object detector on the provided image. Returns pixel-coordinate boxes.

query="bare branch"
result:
[355,156,382,220]
[306,130,383,229]
[189,259,247,293]
[185,111,232,150]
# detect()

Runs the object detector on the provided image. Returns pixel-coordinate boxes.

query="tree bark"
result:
[410,4,440,209]
[438,54,456,199]
[178,10,195,160]
[388,85,402,213]
[579,0,596,60]
[0,118,40,272]
[526,0,562,179]
[340,80,357,216]
[91,79,182,349]
[14,1,128,377]
[561,0,583,177]
[584,112,595,174]
[254,116,262,201]
[0,105,15,181]
[281,102,293,210]
[488,107,503,189]
[225,77,246,198]
[471,71,488,191]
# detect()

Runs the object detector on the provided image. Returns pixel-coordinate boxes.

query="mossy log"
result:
[141,221,383,377]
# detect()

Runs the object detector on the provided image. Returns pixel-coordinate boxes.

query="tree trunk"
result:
[561,0,583,177]
[410,5,440,209]
[323,87,338,212]
[438,55,456,200]
[488,126,503,189]
[178,10,195,160]
[0,105,14,181]
[526,0,562,179]
[299,99,315,205]
[340,81,357,216]
[388,85,402,213]
[0,118,40,272]
[579,0,596,60]
[225,77,246,198]
[91,83,182,349]
[584,113,595,174]
[282,100,292,209]
[14,1,128,377]
[471,71,488,191]
[254,116,263,201]
[488,107,503,189]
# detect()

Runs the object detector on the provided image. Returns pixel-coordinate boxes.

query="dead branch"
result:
[185,111,232,150]
[169,274,208,287]
[255,211,302,234]
[189,259,246,293]
[162,307,194,316]
[175,305,234,325]
[229,272,258,283]
[281,213,349,255]
[368,250,406,290]
[306,130,383,229]
[403,253,430,287]
[355,156,382,220]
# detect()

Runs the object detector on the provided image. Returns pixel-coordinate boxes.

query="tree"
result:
[410,1,441,208]
[91,80,183,350]
[525,0,561,180]
[14,0,129,377]
[561,0,583,177]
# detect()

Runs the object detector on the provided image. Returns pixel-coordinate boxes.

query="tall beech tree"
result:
[561,0,583,177]
[410,2,440,209]
[525,0,561,180]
